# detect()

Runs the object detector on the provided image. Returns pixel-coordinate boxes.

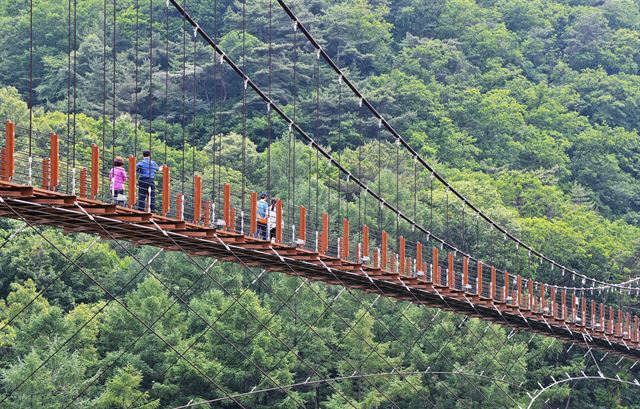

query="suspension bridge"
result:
[0,0,639,407]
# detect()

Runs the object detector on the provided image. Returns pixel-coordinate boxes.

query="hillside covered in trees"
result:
[0,0,639,407]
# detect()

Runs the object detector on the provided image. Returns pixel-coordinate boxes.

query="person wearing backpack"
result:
[109,156,128,206]
[256,193,269,240]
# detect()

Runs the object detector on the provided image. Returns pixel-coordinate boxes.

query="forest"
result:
[0,0,639,407]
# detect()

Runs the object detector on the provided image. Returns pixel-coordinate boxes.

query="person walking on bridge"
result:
[136,150,162,212]
[256,193,269,240]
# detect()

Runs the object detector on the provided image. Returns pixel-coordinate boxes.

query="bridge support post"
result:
[320,213,328,254]
[362,225,369,264]
[432,247,439,285]
[416,241,423,277]
[477,261,483,296]
[381,231,388,271]
[79,168,87,198]
[399,236,405,275]
[462,256,469,291]
[490,266,497,299]
[176,194,184,221]
[298,206,306,246]
[502,270,509,303]
[203,199,211,227]
[528,279,534,310]
[4,120,14,181]
[550,287,557,317]
[41,158,50,189]
[161,165,170,216]
[275,199,282,243]
[250,191,257,236]
[342,218,349,260]
[540,283,546,314]
[193,175,202,223]
[90,144,99,200]
[49,133,59,190]
[129,156,137,209]
[223,183,231,231]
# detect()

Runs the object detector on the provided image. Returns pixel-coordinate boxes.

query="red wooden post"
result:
[432,247,440,285]
[599,303,605,332]
[363,225,369,262]
[448,252,455,290]
[176,194,184,221]
[571,293,577,322]
[41,158,50,189]
[477,261,483,296]
[561,289,567,320]
[373,247,379,269]
[399,236,405,275]
[203,199,211,227]
[128,155,137,208]
[527,279,533,310]
[634,316,639,342]
[550,287,557,317]
[625,312,631,339]
[223,183,231,231]
[516,275,522,306]
[250,191,257,235]
[390,254,396,273]
[320,212,328,254]
[490,266,497,299]
[79,167,88,198]
[616,309,623,337]
[160,165,169,215]
[608,306,614,335]
[49,133,59,190]
[503,271,509,302]
[416,241,423,275]
[381,231,388,271]
[591,300,597,329]
[342,218,349,259]
[90,144,99,200]
[539,282,545,314]
[461,256,469,291]
[580,296,586,326]
[275,199,283,243]
[193,175,202,223]
[4,120,14,181]
[299,206,306,244]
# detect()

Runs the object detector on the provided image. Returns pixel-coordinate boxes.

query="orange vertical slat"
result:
[608,306,614,334]
[230,207,237,232]
[561,289,567,320]
[49,133,59,190]
[299,206,306,243]
[363,225,369,261]
[528,279,533,310]
[581,296,586,326]
[490,266,497,299]
[571,293,577,322]
[223,183,231,231]
[161,165,170,215]
[5,120,14,180]
[462,256,469,290]
[599,303,605,332]
[381,231,388,271]
[503,271,509,302]
[204,199,211,227]
[539,282,545,313]
[275,199,283,243]
[176,194,184,221]
[90,144,99,200]
[41,158,50,189]
[416,241,423,274]
[193,175,202,223]
[320,212,329,254]
[250,191,257,235]
[342,218,349,259]
[432,247,439,285]
[477,261,483,296]
[591,300,597,329]
[616,309,623,337]
[634,316,639,342]
[79,167,87,198]
[448,252,455,289]
[399,236,405,275]
[516,275,522,306]
[551,287,557,317]
[128,156,137,208]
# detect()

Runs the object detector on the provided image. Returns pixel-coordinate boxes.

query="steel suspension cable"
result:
[134,0,139,156]
[28,0,32,161]
[241,0,247,218]
[149,0,153,155]
[102,0,107,190]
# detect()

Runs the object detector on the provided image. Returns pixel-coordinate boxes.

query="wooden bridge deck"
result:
[0,179,638,361]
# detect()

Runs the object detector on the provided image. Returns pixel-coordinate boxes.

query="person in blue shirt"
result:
[136,150,162,212]
[256,192,269,240]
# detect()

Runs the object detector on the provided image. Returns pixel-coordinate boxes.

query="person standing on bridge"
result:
[256,192,269,240]
[136,150,163,212]
[109,156,127,206]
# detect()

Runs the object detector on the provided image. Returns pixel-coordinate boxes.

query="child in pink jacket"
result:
[109,156,128,206]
